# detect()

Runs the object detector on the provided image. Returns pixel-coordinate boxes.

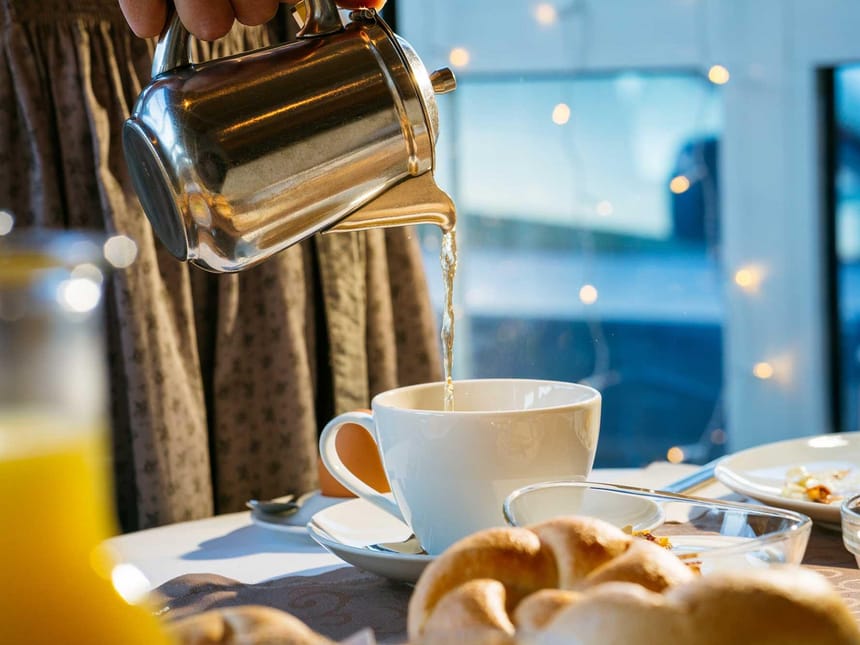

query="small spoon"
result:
[365,534,426,556]
[246,495,299,516]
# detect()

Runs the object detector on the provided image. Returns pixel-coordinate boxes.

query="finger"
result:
[275,0,386,5]
[174,0,236,41]
[119,0,169,38]
[229,0,280,26]
[336,0,387,9]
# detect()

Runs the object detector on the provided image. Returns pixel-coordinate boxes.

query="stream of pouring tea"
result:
[441,229,457,411]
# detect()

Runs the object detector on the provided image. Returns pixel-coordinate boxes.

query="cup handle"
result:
[319,411,405,524]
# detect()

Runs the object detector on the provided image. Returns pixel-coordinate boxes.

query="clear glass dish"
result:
[503,481,813,571]
[840,492,860,567]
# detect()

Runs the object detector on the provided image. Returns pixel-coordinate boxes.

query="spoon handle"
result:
[662,458,721,495]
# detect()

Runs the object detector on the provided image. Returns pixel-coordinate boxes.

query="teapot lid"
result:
[392,33,457,145]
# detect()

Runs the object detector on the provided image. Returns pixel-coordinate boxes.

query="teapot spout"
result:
[328,173,455,234]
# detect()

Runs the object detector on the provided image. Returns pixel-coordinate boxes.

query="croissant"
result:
[409,516,860,645]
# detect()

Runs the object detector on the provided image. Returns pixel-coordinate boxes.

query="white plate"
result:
[715,432,860,525]
[249,491,342,534]
[307,497,433,584]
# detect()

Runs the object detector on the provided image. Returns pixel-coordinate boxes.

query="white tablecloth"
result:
[108,463,713,591]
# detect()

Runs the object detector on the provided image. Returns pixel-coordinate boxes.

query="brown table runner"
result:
[802,525,860,615]
[155,525,860,644]
[156,568,411,644]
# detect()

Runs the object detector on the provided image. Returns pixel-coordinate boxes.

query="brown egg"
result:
[318,410,390,497]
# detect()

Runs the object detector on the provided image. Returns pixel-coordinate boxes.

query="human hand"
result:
[119,0,386,42]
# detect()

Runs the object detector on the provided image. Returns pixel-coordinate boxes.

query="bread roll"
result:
[409,516,860,645]
[533,568,860,645]
[666,567,860,645]
[529,581,693,645]
[409,516,694,641]
[167,605,337,645]
[511,589,583,633]
[421,579,515,636]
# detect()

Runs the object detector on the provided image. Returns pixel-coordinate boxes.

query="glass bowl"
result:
[840,492,860,566]
[503,481,812,571]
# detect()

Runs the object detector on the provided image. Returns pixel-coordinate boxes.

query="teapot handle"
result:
[151,0,343,78]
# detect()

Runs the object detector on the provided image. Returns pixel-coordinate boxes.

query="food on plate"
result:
[621,524,672,548]
[409,516,860,645]
[781,465,860,504]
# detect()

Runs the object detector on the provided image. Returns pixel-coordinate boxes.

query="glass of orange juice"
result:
[0,229,172,644]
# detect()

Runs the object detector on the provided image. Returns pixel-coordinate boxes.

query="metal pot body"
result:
[124,13,436,272]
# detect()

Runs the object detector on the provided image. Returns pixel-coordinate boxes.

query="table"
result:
[107,464,860,643]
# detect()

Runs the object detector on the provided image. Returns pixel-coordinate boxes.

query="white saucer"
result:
[307,497,433,584]
[249,491,342,534]
[307,491,666,585]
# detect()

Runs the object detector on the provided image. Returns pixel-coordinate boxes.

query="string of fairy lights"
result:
[1,2,792,462]
[431,0,782,464]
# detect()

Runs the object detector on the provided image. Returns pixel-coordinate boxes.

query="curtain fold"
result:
[0,0,442,531]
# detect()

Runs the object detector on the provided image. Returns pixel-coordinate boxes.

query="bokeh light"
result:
[667,446,685,463]
[552,103,571,125]
[449,47,471,68]
[595,200,614,216]
[71,263,104,285]
[579,284,598,305]
[58,279,101,313]
[708,64,730,85]
[103,235,139,269]
[669,175,691,194]
[0,209,14,236]
[535,3,558,25]
[734,266,764,292]
[753,362,774,380]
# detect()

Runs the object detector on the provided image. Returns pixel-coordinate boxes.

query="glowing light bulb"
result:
[535,3,558,25]
[595,200,613,216]
[552,103,571,125]
[753,362,774,380]
[669,175,691,194]
[579,284,598,305]
[708,64,730,85]
[667,446,685,464]
[103,235,138,269]
[449,47,470,68]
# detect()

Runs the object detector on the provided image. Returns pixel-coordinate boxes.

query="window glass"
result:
[835,66,860,432]
[402,8,726,466]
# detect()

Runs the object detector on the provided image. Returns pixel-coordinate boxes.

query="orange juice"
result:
[0,413,173,644]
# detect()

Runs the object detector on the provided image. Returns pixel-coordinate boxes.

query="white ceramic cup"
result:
[319,378,601,555]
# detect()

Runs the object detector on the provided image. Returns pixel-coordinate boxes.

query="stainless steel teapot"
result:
[123,0,456,273]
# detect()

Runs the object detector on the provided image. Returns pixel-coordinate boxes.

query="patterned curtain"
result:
[0,0,441,531]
